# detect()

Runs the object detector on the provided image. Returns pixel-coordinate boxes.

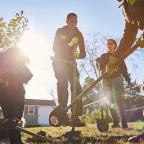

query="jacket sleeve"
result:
[78,32,86,59]
[96,57,101,70]
[96,53,108,72]
[121,61,130,82]
[53,29,60,53]
[115,21,138,57]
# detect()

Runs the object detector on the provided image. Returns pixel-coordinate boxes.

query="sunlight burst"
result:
[18,27,56,100]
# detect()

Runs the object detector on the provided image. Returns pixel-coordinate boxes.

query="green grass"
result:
[22,122,144,144]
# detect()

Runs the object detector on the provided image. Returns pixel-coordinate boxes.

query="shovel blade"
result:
[49,106,70,127]
[96,118,109,132]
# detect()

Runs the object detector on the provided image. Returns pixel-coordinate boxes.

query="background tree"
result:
[79,33,104,79]
[82,76,100,114]
[0,10,28,50]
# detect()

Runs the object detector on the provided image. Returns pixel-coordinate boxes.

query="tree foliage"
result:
[0,10,28,49]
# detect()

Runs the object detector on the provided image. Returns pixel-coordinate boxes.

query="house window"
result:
[28,106,35,115]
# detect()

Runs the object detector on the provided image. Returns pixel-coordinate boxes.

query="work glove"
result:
[137,33,144,48]
[107,56,119,76]
[68,37,79,48]
[72,50,80,59]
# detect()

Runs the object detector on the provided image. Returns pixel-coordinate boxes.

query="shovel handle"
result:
[71,57,77,118]
[16,126,46,139]
[65,73,107,111]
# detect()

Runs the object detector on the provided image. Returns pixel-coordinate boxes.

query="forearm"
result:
[121,62,130,82]
[53,30,60,53]
[78,33,86,59]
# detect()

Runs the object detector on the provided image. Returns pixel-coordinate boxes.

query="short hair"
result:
[107,39,117,48]
[67,13,77,21]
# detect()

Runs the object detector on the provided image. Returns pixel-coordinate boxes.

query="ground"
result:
[22,121,144,144]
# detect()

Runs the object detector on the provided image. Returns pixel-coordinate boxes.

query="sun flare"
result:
[18,27,56,100]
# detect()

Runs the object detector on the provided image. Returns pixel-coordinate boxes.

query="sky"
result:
[0,0,144,100]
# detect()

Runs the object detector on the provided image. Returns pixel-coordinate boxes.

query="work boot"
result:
[121,119,128,129]
[72,116,85,127]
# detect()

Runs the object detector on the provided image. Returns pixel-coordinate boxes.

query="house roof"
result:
[25,99,56,106]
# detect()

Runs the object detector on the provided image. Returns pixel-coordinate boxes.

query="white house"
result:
[23,99,56,126]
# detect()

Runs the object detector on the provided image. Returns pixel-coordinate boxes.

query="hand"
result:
[68,37,79,48]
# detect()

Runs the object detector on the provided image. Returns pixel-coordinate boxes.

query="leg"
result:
[69,68,82,116]
[109,107,120,128]
[102,79,111,118]
[112,76,128,128]
[1,102,24,144]
[102,79,119,127]
[9,103,24,144]
[75,75,82,116]
[117,94,128,128]
[57,77,68,109]
[69,67,85,126]
[53,62,69,109]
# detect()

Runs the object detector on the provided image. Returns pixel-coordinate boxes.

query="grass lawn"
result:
[22,121,144,144]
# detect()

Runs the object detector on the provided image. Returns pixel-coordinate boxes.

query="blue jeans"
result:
[102,76,128,128]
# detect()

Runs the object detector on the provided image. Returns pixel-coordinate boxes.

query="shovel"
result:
[49,34,142,127]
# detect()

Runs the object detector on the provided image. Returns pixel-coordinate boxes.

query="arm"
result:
[78,32,86,59]
[96,58,101,70]
[115,22,138,57]
[96,53,108,73]
[53,29,60,54]
[121,61,131,83]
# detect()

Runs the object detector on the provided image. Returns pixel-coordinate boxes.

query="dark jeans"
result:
[53,59,82,116]
[1,93,24,144]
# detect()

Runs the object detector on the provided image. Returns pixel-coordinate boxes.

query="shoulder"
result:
[55,26,67,35]
[101,53,109,58]
[74,28,83,37]
[56,27,63,34]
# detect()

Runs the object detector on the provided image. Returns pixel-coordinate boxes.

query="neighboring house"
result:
[23,99,56,126]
